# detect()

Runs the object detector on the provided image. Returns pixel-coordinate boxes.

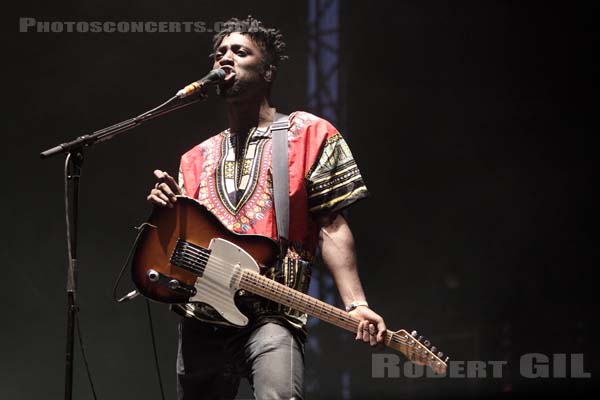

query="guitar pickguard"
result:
[188,238,260,327]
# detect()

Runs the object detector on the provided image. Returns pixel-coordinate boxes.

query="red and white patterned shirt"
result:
[175,111,368,329]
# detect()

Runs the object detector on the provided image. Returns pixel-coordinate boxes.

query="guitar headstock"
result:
[387,329,448,375]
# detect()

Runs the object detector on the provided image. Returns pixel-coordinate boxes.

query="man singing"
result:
[147,16,386,400]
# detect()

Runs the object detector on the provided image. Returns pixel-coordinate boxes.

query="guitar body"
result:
[130,197,448,374]
[131,196,279,326]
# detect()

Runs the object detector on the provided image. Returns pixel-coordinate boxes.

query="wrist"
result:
[345,300,369,312]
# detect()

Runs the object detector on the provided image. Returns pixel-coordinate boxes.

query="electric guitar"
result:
[131,196,448,374]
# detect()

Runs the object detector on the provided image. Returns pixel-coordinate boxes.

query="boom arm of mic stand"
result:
[40,93,207,159]
[42,90,207,400]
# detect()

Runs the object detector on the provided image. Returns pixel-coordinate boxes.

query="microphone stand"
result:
[40,91,207,400]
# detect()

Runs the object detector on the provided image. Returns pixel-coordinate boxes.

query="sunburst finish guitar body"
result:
[131,196,448,374]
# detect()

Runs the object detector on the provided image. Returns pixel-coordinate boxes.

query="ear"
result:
[263,65,276,83]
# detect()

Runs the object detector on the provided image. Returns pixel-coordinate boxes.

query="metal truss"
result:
[306,0,351,398]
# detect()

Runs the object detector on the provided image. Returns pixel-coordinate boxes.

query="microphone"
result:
[176,69,226,98]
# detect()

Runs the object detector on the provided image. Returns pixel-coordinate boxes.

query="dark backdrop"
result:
[2,1,596,399]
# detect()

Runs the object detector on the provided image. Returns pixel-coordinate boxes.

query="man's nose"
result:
[219,50,234,65]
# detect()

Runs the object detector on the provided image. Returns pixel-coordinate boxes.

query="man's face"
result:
[213,32,268,100]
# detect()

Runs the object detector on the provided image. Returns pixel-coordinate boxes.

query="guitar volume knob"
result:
[147,269,159,282]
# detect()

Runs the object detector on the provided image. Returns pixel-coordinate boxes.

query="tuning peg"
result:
[423,340,431,347]
[411,330,418,337]
[417,335,423,342]
[431,346,437,353]
[444,356,450,363]
[437,351,444,358]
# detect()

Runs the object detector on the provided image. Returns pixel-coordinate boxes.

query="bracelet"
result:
[345,300,369,312]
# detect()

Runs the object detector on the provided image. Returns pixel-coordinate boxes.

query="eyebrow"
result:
[216,43,252,53]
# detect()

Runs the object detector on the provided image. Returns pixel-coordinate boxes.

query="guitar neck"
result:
[238,270,447,374]
[238,269,404,353]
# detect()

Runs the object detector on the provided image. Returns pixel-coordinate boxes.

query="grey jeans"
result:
[176,317,305,399]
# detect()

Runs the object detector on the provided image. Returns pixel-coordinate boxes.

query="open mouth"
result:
[220,66,236,82]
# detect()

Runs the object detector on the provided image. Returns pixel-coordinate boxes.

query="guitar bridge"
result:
[170,238,211,277]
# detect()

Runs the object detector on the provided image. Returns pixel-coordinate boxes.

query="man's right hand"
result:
[146,169,182,208]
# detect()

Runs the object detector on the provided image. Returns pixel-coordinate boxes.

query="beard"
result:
[217,78,250,98]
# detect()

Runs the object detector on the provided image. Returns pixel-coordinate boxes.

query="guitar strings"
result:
[147,243,443,365]
[161,245,437,358]
[164,246,422,350]
[169,260,439,366]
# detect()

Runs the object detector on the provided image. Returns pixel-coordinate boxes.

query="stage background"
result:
[2,1,596,399]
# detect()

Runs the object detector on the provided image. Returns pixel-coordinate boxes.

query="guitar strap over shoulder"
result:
[271,112,290,259]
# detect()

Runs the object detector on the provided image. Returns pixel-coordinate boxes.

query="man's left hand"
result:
[349,306,387,347]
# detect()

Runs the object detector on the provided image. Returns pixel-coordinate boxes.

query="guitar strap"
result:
[271,112,290,260]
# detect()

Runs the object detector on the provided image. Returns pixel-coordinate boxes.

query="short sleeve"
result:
[177,167,187,196]
[305,131,369,215]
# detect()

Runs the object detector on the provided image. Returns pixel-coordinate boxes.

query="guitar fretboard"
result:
[238,269,446,374]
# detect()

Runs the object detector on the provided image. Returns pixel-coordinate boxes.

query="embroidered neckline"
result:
[221,126,270,137]
[215,127,271,215]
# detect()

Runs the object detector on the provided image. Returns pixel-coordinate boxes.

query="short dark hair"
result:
[211,16,288,68]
